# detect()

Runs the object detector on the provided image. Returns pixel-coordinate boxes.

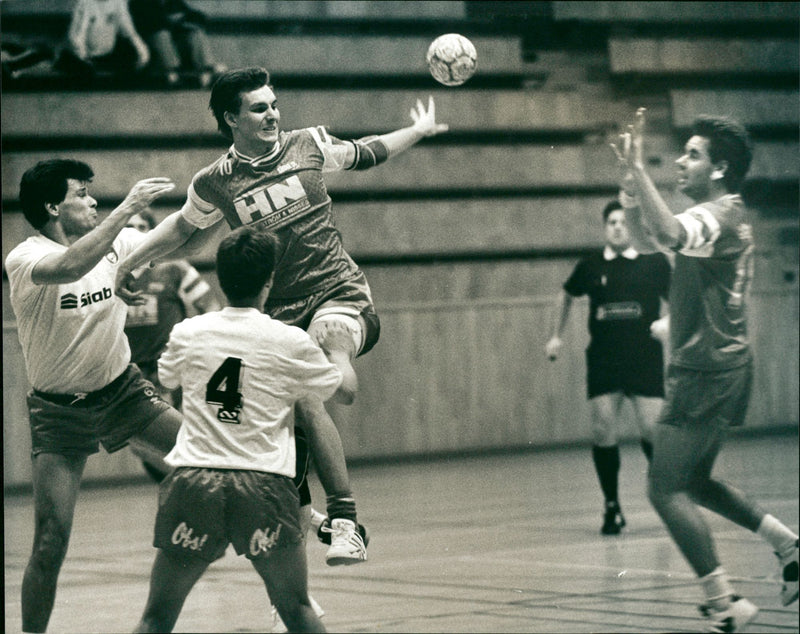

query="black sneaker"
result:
[601,501,626,535]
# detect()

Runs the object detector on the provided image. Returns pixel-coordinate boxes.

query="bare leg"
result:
[648,421,727,576]
[22,453,86,633]
[251,542,325,633]
[134,550,209,633]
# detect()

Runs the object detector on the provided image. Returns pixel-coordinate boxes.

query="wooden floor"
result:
[4,433,798,633]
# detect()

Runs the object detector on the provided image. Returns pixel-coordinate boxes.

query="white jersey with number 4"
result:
[159,307,342,476]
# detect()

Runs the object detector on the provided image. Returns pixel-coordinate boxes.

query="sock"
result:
[592,445,620,504]
[326,493,357,525]
[757,514,798,556]
[701,567,735,611]
[640,439,653,462]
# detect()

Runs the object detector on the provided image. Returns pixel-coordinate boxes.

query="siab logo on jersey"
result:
[233,174,311,229]
[60,287,113,309]
[249,524,282,556]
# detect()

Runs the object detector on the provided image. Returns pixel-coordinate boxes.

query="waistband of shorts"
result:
[32,368,129,406]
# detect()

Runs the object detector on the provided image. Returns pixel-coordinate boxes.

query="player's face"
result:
[676,135,715,201]
[604,209,630,251]
[56,179,98,237]
[229,85,280,153]
[126,213,150,233]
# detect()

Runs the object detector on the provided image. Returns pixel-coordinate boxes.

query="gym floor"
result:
[4,432,798,633]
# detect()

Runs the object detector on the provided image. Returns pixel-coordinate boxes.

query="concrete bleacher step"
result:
[1,135,691,203]
[1,89,631,139]
[670,89,799,131]
[608,37,798,76]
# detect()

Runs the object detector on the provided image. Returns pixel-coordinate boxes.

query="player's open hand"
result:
[610,107,646,172]
[410,96,449,137]
[121,177,175,215]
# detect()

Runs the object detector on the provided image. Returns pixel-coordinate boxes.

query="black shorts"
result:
[659,361,753,428]
[28,364,173,456]
[266,271,380,357]
[586,343,665,399]
[153,467,304,562]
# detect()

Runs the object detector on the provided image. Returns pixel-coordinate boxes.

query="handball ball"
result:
[426,33,477,86]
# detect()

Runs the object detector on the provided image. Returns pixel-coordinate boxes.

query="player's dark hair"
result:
[19,159,94,230]
[690,115,753,193]
[602,199,623,222]
[209,66,272,139]
[216,225,278,303]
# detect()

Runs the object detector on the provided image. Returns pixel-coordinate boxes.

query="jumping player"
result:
[546,198,670,535]
[115,66,449,564]
[134,225,353,633]
[613,108,799,631]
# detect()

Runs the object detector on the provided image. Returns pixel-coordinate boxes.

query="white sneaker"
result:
[324,518,367,566]
[778,539,799,606]
[271,595,324,633]
[701,596,759,633]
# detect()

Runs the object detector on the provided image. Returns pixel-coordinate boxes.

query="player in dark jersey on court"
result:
[613,108,798,632]
[115,66,449,565]
[546,198,670,535]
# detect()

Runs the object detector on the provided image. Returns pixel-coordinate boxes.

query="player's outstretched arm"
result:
[378,96,449,158]
[115,211,199,304]
[33,177,174,285]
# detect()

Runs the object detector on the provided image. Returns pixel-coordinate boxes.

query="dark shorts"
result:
[293,427,312,507]
[28,364,173,456]
[153,467,304,562]
[586,344,665,399]
[659,361,753,428]
[266,271,380,356]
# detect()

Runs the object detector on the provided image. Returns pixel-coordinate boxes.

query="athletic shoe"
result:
[601,501,626,535]
[777,539,799,606]
[324,518,367,565]
[314,512,370,547]
[271,595,324,633]
[699,595,758,633]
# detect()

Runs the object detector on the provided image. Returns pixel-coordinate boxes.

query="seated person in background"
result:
[129,0,227,87]
[54,0,149,82]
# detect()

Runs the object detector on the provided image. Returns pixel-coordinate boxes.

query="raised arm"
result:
[378,95,449,157]
[613,108,683,250]
[32,177,174,285]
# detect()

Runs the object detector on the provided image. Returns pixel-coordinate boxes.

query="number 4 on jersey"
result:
[206,357,243,423]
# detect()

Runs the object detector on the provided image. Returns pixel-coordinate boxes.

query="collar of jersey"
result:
[604,245,639,261]
[230,141,282,166]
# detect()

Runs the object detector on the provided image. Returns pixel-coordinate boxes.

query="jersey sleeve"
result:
[563,259,589,297]
[290,334,343,402]
[306,126,355,173]
[158,320,188,390]
[180,179,225,229]
[176,262,216,316]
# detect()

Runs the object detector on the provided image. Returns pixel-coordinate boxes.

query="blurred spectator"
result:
[129,0,227,87]
[54,0,150,82]
[1,36,55,82]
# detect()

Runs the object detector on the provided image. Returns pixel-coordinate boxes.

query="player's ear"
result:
[711,160,728,182]
[45,202,59,217]
[223,111,237,130]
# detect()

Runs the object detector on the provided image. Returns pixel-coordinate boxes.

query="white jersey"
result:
[159,307,342,476]
[5,229,145,393]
